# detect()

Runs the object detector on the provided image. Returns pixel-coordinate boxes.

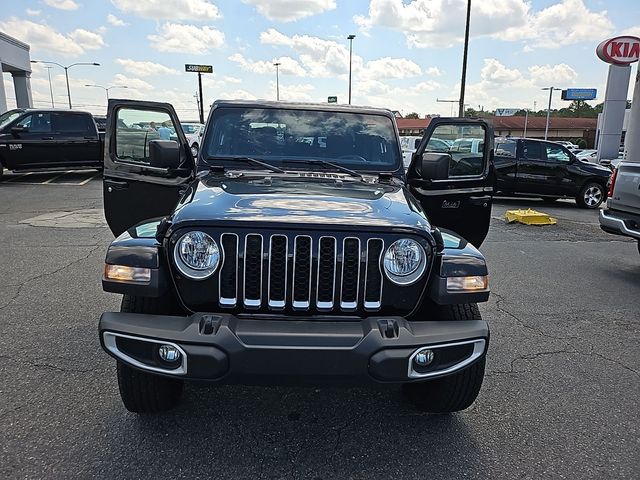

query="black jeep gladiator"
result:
[100,99,494,414]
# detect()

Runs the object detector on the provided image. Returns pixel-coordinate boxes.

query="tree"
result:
[404,112,420,119]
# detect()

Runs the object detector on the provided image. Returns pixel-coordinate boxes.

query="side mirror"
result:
[11,126,26,136]
[420,153,450,180]
[149,140,180,169]
[599,158,612,166]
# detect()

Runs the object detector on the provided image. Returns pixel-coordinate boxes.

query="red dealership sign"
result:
[596,36,640,65]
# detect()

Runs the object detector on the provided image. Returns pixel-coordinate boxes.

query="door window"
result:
[522,141,543,160]
[53,113,93,134]
[114,108,177,164]
[545,144,571,163]
[427,124,485,177]
[16,113,52,133]
[496,140,517,158]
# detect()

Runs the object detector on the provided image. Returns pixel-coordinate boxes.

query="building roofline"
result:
[0,32,30,51]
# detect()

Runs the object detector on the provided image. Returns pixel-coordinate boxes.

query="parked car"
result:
[494,137,611,208]
[93,115,107,132]
[0,108,104,178]
[599,160,640,254]
[180,122,205,156]
[554,140,578,150]
[401,135,451,168]
[100,99,496,414]
[576,149,598,162]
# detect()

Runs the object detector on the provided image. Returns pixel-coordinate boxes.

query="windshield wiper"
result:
[205,156,285,174]
[283,159,363,180]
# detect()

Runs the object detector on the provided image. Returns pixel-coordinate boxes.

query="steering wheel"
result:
[337,154,367,162]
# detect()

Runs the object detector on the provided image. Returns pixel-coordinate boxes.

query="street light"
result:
[31,60,100,109]
[273,62,281,101]
[542,87,559,140]
[85,84,128,101]
[44,66,55,108]
[347,34,356,104]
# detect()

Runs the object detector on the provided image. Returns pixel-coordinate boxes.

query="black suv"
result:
[100,99,495,414]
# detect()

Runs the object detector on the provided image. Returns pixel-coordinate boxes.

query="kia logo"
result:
[596,36,640,65]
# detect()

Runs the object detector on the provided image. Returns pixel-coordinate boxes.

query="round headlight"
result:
[383,238,427,285]
[173,231,220,280]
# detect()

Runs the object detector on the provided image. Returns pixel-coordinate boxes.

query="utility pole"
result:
[542,87,557,140]
[347,34,356,104]
[458,0,472,117]
[274,62,281,101]
[197,71,204,123]
[523,109,529,137]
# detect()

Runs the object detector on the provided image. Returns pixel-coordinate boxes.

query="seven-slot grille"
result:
[217,233,384,312]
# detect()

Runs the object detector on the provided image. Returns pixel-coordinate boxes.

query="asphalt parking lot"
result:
[0,174,638,479]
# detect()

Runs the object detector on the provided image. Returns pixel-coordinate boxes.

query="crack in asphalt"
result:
[0,244,102,311]
[491,291,578,341]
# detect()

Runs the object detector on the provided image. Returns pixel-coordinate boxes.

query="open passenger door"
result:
[103,99,196,237]
[407,117,494,247]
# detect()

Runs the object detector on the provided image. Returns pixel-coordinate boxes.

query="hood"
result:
[170,174,431,232]
[577,159,612,176]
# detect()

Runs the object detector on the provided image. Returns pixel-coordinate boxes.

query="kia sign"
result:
[185,64,213,73]
[596,36,640,65]
[561,88,597,101]
[495,108,519,116]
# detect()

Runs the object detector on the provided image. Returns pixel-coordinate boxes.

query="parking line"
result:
[78,173,100,186]
[6,172,34,182]
[41,173,69,184]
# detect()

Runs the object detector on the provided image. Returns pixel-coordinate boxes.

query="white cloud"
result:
[107,14,128,27]
[0,17,105,57]
[112,73,153,91]
[116,59,179,77]
[354,0,612,49]
[229,53,307,76]
[501,0,613,48]
[111,0,221,21]
[528,63,577,87]
[362,57,422,80]
[425,66,443,76]
[69,29,106,50]
[218,89,257,101]
[260,28,358,77]
[26,8,41,16]
[242,0,336,22]
[148,23,224,53]
[480,58,522,84]
[271,82,315,101]
[224,76,242,84]
[44,0,79,10]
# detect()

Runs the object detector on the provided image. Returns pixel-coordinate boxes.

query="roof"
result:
[396,118,432,129]
[396,116,597,131]
[212,99,396,117]
[489,116,596,130]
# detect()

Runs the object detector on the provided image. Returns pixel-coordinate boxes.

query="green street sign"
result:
[328,96,337,103]
[185,64,213,73]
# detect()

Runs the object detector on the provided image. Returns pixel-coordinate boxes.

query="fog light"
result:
[414,348,434,367]
[158,344,181,363]
[446,275,488,291]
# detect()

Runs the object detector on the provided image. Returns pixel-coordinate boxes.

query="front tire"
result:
[576,182,605,209]
[115,295,184,413]
[402,303,486,413]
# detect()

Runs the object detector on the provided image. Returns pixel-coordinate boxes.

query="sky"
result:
[1,0,639,120]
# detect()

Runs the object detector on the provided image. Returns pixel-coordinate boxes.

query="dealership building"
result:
[0,31,33,114]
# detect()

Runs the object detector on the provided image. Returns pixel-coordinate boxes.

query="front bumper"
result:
[99,312,488,385]
[599,209,640,240]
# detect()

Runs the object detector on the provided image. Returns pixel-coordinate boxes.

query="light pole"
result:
[273,62,281,101]
[458,0,472,117]
[542,87,558,140]
[45,66,55,108]
[347,34,356,104]
[85,84,128,102]
[31,60,100,109]
[523,109,529,137]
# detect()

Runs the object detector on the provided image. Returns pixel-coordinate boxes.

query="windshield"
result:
[204,107,401,171]
[0,109,24,130]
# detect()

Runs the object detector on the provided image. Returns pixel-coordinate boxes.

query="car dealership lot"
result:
[0,178,638,479]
